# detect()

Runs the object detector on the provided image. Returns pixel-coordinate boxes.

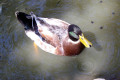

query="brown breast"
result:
[62,36,85,56]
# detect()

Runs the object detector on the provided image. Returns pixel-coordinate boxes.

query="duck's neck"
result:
[62,37,84,56]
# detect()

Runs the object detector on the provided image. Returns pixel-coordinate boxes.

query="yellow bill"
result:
[79,34,92,48]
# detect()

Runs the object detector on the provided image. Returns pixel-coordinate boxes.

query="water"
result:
[0,0,120,80]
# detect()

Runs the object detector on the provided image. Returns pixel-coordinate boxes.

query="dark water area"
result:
[0,0,120,80]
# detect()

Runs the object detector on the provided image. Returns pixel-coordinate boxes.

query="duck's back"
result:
[35,17,71,55]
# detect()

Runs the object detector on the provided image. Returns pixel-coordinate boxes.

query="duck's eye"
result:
[81,38,83,40]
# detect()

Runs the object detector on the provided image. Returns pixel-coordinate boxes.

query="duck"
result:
[15,11,92,56]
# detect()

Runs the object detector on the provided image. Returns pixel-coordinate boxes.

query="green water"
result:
[0,0,120,80]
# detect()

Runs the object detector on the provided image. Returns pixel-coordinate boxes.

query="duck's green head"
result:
[68,24,92,48]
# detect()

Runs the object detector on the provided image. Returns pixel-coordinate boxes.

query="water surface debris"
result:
[91,21,94,24]
[100,26,103,29]
[100,1,103,3]
[112,12,115,15]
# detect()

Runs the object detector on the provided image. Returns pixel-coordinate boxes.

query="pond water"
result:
[0,0,120,80]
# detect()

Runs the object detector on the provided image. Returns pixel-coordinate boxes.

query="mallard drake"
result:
[15,11,92,56]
